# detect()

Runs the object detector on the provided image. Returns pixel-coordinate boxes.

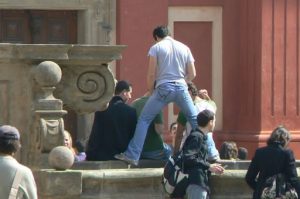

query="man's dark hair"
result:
[197,109,215,127]
[115,80,131,95]
[0,125,21,154]
[153,25,169,41]
[187,82,198,97]
[0,139,21,154]
[238,147,248,160]
[169,122,177,132]
[220,141,238,160]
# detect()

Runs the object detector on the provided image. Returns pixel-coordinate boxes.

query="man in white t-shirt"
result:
[0,125,38,199]
[115,25,198,165]
[175,82,220,163]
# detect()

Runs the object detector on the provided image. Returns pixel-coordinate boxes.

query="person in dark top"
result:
[245,126,300,199]
[181,110,225,199]
[86,80,137,161]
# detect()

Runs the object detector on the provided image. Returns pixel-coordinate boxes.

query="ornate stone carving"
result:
[32,61,67,155]
[0,43,125,167]
[55,64,114,113]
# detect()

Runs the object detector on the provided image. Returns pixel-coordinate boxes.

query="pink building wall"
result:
[116,0,300,159]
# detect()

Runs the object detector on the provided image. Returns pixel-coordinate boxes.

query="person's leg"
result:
[186,184,208,199]
[162,142,172,159]
[140,150,164,160]
[123,83,176,161]
[206,132,220,162]
[174,84,198,130]
[140,143,172,160]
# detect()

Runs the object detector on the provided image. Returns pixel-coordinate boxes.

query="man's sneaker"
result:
[114,153,138,166]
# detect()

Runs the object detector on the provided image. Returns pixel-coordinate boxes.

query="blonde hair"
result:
[64,130,73,148]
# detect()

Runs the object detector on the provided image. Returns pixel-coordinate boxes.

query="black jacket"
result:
[182,129,211,191]
[86,96,137,161]
[245,143,300,199]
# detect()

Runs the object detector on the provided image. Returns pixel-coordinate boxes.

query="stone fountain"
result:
[0,43,126,168]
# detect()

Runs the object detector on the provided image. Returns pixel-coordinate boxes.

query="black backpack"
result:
[162,150,189,197]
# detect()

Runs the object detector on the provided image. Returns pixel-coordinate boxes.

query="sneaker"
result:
[114,153,138,166]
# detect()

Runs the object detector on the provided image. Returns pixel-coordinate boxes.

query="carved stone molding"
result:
[55,64,115,113]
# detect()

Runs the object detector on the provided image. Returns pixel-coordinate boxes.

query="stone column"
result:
[30,61,67,168]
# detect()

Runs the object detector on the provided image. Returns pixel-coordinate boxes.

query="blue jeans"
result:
[187,184,208,199]
[206,132,220,161]
[140,143,172,160]
[125,82,198,161]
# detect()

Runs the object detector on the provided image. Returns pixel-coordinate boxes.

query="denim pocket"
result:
[157,86,171,100]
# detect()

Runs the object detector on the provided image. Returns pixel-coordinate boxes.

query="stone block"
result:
[81,168,165,198]
[34,170,82,198]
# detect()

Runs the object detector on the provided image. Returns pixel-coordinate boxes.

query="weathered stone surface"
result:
[0,43,125,166]
[81,168,165,199]
[34,162,300,199]
[49,146,75,170]
[34,61,62,87]
[35,170,82,198]
[72,159,167,170]
[35,168,254,199]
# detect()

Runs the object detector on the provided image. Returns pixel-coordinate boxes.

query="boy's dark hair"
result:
[197,109,215,127]
[0,139,21,154]
[187,82,198,97]
[115,80,131,95]
[0,125,21,154]
[153,25,169,41]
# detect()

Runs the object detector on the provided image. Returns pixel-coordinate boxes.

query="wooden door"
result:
[0,10,77,44]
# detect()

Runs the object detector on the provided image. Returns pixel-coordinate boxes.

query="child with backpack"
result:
[163,109,225,199]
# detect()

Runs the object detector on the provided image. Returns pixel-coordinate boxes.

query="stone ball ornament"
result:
[48,146,74,170]
[34,61,62,87]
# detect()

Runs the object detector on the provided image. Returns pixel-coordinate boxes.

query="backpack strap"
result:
[8,169,23,199]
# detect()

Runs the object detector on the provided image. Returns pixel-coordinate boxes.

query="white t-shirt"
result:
[180,98,217,149]
[148,36,195,87]
[0,156,38,199]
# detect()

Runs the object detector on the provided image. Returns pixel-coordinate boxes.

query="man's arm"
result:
[185,62,196,83]
[147,56,157,93]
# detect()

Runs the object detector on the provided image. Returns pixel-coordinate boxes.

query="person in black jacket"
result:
[182,109,225,199]
[86,80,137,161]
[245,126,300,199]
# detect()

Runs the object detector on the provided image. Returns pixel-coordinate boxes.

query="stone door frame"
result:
[168,6,223,130]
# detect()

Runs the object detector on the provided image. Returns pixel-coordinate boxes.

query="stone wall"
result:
[35,168,254,199]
